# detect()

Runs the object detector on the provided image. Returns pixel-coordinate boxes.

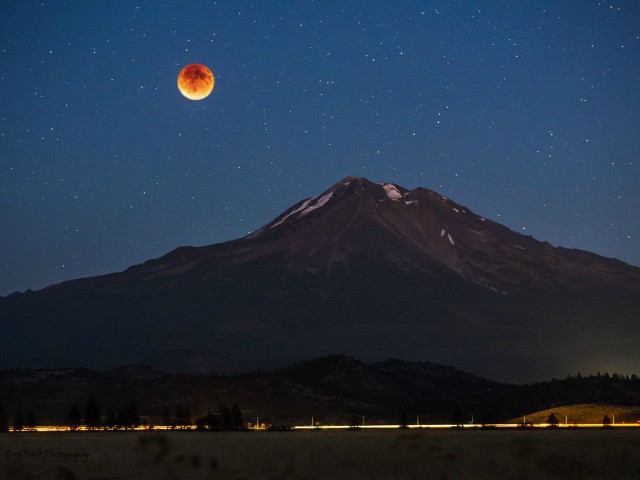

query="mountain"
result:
[1,177,639,382]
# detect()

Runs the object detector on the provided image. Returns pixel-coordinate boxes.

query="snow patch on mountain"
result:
[301,192,333,216]
[270,198,313,229]
[383,183,403,201]
[268,191,334,229]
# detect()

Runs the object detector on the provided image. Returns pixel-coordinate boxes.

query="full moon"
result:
[177,64,214,100]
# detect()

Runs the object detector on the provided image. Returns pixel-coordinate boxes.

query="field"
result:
[508,404,640,425]
[2,429,640,479]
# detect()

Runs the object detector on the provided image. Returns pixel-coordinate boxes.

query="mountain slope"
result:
[1,177,639,382]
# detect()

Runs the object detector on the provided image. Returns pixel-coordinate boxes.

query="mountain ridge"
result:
[8,176,639,297]
[132,176,640,293]
[3,354,640,426]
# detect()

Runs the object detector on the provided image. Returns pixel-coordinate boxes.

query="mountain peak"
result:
[333,176,408,200]
[254,177,410,235]
[241,176,640,294]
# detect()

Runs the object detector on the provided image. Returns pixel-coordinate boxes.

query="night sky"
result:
[1,1,639,296]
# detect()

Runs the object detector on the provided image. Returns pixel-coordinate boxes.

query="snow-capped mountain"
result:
[123,176,640,294]
[1,177,639,382]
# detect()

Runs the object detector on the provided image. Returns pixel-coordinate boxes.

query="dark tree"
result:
[68,403,81,429]
[349,416,361,429]
[13,411,24,431]
[116,407,126,428]
[0,401,7,432]
[451,406,462,427]
[231,403,243,430]
[84,398,101,429]
[218,404,232,431]
[161,406,172,427]
[602,414,612,427]
[546,413,559,427]
[399,411,408,429]
[105,407,116,429]
[176,403,187,428]
[118,402,140,429]
[25,410,36,429]
[196,411,220,431]
[481,410,496,426]
[132,402,140,427]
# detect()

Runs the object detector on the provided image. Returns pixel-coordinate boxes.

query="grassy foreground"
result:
[2,429,640,479]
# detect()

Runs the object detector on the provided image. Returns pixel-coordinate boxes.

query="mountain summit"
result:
[109,176,640,294]
[242,176,639,293]
[2,177,639,381]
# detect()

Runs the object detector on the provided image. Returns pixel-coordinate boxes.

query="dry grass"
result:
[509,404,640,425]
[2,429,640,479]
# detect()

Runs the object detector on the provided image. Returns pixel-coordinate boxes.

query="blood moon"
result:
[177,64,214,100]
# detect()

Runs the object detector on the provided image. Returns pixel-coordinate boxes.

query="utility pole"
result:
[416,415,419,426]
[362,415,365,427]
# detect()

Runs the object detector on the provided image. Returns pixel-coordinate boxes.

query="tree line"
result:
[66,399,141,430]
[195,403,244,431]
[0,401,36,432]
[0,398,245,431]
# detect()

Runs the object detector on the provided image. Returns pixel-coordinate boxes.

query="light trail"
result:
[292,423,640,430]
[7,423,640,433]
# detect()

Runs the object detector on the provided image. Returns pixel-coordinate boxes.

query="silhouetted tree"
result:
[451,406,462,427]
[481,411,496,426]
[105,407,116,429]
[349,416,361,429]
[13,411,23,431]
[0,401,7,432]
[196,411,220,431]
[67,403,81,429]
[602,414,612,427]
[117,402,140,429]
[218,404,232,431]
[116,407,126,428]
[546,413,559,427]
[161,406,172,427]
[84,398,101,429]
[399,411,408,429]
[176,403,187,428]
[231,403,243,430]
[25,410,36,429]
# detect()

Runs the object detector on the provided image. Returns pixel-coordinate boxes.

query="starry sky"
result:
[1,1,639,296]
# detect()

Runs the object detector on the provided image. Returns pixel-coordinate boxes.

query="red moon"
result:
[177,64,214,100]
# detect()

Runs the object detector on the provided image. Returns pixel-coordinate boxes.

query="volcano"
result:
[2,177,639,382]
